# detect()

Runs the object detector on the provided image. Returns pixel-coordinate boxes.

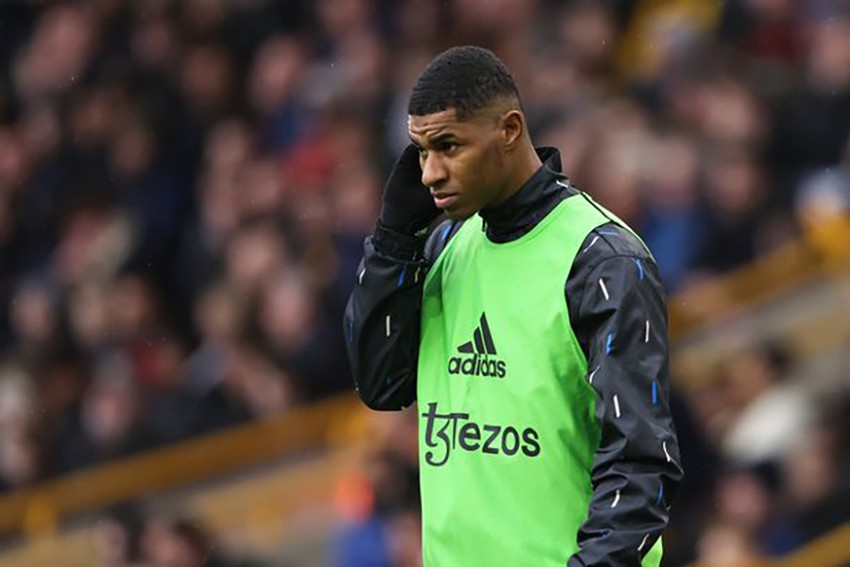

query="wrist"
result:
[373,221,427,261]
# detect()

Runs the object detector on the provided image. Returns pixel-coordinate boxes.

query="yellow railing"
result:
[0,394,366,538]
[666,217,850,392]
[687,521,850,567]
[668,217,850,341]
[0,443,367,567]
[777,521,850,567]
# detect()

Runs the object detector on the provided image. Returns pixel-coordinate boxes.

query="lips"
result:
[432,193,458,209]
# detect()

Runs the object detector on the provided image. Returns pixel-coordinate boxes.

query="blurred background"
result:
[0,0,849,565]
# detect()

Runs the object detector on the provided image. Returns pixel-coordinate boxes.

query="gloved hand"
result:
[378,144,441,235]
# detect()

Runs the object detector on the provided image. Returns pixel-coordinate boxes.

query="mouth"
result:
[432,192,459,209]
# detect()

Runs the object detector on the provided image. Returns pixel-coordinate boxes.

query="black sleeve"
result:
[566,225,684,567]
[343,221,459,410]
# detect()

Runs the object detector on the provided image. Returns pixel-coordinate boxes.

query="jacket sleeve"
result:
[343,221,457,410]
[566,225,684,567]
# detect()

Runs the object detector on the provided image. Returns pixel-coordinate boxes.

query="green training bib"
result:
[417,194,662,566]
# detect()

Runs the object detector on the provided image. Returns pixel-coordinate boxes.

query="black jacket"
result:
[344,148,683,566]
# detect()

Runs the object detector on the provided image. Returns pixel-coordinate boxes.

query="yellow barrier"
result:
[0,444,367,567]
[777,521,850,567]
[668,217,850,341]
[686,521,850,567]
[0,394,366,538]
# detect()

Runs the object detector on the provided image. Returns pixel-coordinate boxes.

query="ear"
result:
[501,110,524,153]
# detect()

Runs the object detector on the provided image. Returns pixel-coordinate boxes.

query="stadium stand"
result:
[1,0,849,565]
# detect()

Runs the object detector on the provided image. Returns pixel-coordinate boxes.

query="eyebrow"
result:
[410,132,458,147]
[431,133,457,144]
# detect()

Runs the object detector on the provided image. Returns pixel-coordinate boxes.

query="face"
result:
[408,107,513,220]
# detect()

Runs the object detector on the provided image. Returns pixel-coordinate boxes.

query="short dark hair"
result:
[408,46,520,120]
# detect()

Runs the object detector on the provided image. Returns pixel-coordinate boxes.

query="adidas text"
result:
[447,354,507,378]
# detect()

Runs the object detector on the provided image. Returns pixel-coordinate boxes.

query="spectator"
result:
[720,344,813,466]
[140,514,233,567]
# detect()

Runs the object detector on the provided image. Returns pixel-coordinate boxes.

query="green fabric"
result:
[417,194,662,566]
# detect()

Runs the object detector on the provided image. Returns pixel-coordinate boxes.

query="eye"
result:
[438,141,459,154]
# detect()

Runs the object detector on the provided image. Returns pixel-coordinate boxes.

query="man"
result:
[344,46,682,566]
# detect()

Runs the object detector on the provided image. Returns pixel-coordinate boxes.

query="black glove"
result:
[378,144,441,235]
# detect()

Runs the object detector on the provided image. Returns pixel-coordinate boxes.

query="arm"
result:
[343,145,444,410]
[567,226,684,566]
[344,225,427,410]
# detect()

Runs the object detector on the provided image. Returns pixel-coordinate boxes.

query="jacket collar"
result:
[479,147,575,243]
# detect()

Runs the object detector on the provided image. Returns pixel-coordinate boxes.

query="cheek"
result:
[461,145,498,183]
[472,145,504,191]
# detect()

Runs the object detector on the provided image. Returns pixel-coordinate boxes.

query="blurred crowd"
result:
[92,506,260,567]
[0,0,849,565]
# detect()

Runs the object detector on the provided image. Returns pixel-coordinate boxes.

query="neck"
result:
[493,143,543,207]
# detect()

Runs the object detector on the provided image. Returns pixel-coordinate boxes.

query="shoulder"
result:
[568,222,659,296]
[578,222,653,269]
[557,191,651,266]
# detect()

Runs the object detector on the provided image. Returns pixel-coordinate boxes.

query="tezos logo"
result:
[421,402,541,466]
[447,313,507,378]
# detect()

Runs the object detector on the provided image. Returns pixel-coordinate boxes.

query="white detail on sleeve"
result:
[638,534,650,552]
[645,320,650,343]
[598,278,610,300]
[611,489,621,508]
[385,315,391,337]
[588,366,599,385]
[581,236,600,254]
[613,394,621,418]
[663,441,672,463]
[358,268,366,284]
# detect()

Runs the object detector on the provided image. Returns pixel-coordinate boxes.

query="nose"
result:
[421,153,447,189]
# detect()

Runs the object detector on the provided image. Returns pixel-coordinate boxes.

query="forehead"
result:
[408,109,462,137]
[408,108,492,140]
